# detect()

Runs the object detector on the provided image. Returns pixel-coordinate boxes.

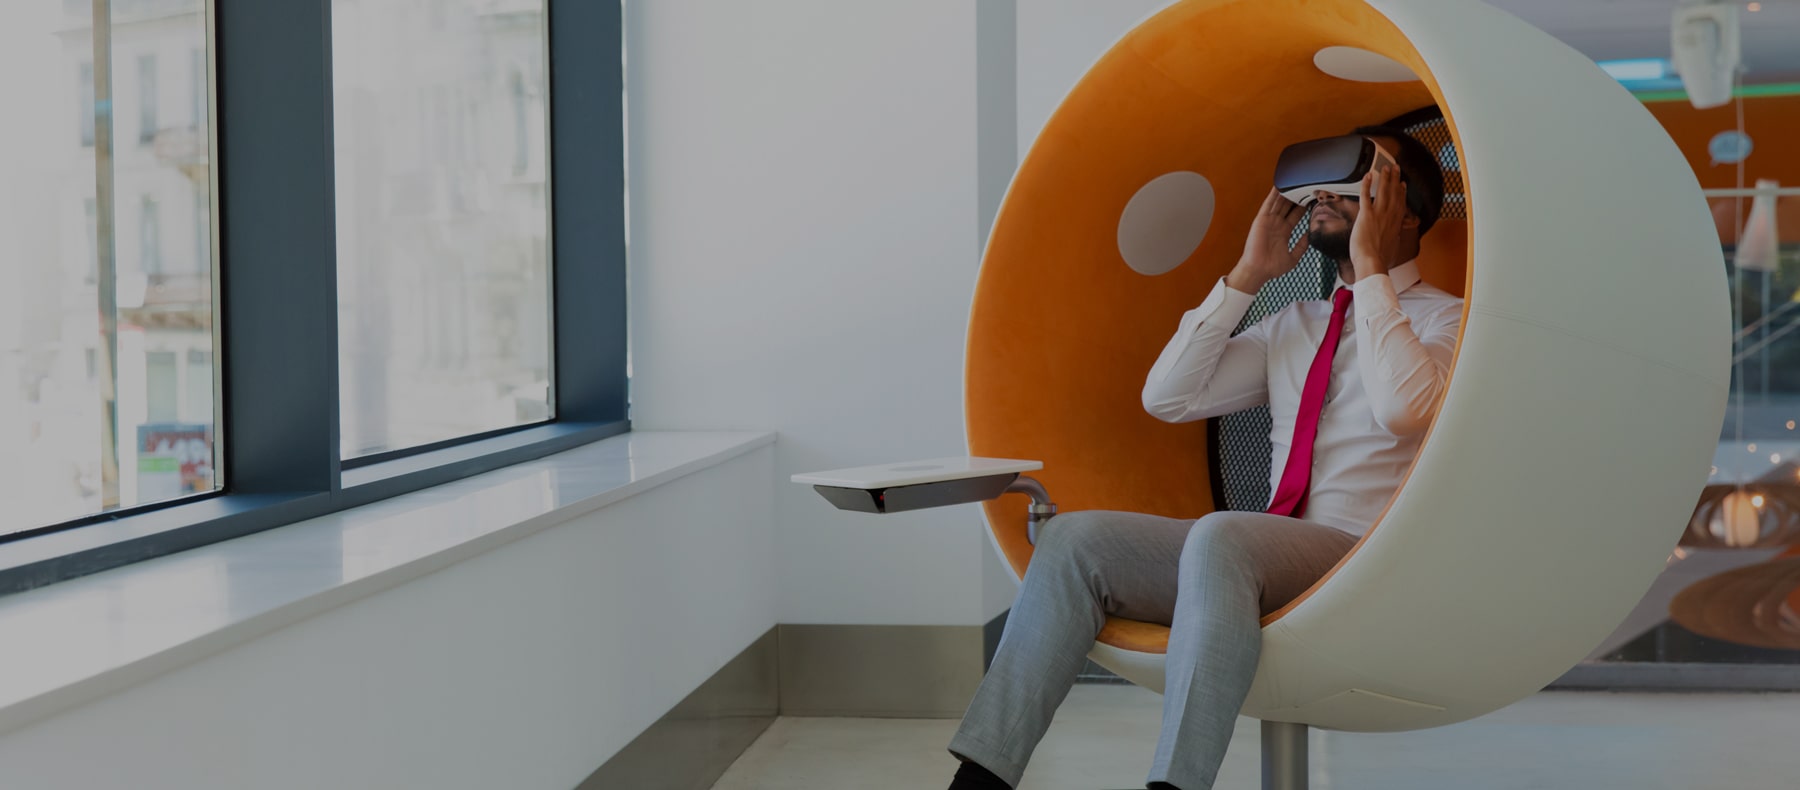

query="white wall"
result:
[1016,0,1176,160]
[627,0,1007,627]
[623,0,1195,629]
[0,449,777,789]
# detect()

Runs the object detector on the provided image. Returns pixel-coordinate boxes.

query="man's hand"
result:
[1226,188,1311,294]
[1349,163,1407,279]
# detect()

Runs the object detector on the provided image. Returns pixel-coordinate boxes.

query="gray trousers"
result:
[949,510,1358,790]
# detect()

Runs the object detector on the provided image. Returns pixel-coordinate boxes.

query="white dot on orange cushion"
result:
[1314,46,1419,83]
[1118,171,1214,276]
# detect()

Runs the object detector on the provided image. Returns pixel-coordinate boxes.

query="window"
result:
[146,351,178,423]
[190,48,204,129]
[138,54,158,145]
[141,196,161,274]
[78,61,94,146]
[512,71,529,176]
[184,349,212,424]
[192,186,207,274]
[0,2,215,535]
[84,198,98,281]
[331,0,553,459]
[0,0,625,597]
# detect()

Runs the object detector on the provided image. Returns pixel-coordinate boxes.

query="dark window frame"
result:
[0,0,628,597]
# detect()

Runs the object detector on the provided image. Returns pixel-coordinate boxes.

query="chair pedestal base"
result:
[1260,720,1308,790]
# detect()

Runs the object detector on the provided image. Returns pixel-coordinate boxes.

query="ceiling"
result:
[1485,0,1800,83]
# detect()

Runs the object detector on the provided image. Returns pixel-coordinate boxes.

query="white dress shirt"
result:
[1142,261,1463,536]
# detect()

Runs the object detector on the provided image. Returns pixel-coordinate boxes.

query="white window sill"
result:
[0,430,775,737]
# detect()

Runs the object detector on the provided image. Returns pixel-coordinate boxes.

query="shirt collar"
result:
[1334,260,1421,295]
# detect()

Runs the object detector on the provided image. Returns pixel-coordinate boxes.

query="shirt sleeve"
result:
[1351,274,1460,435]
[1142,278,1271,423]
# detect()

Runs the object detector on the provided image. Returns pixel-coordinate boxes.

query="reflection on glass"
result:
[332,0,554,460]
[0,1,216,536]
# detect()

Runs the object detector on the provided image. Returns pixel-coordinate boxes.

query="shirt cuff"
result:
[1351,273,1401,317]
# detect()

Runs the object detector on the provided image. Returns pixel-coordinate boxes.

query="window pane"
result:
[183,349,211,424]
[332,0,553,459]
[0,2,216,535]
[189,48,202,129]
[78,61,94,146]
[137,53,156,145]
[140,195,160,274]
[145,350,177,423]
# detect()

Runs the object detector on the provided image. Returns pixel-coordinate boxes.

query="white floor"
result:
[712,684,1800,789]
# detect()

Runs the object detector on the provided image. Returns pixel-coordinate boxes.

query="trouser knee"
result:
[1180,512,1258,578]
[1031,510,1116,571]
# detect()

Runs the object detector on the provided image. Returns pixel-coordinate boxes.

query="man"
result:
[946,127,1462,790]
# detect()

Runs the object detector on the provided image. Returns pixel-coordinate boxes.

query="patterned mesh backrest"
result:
[1208,110,1463,512]
[1406,113,1468,222]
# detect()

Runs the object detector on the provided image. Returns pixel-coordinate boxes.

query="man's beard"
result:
[1308,226,1352,264]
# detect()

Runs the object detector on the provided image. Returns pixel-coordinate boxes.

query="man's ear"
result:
[1400,212,1421,230]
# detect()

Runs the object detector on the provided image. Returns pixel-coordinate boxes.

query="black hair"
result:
[1352,124,1446,236]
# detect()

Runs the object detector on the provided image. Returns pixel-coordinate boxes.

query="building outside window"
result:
[140,195,160,274]
[189,47,202,130]
[145,350,176,423]
[83,197,97,281]
[0,1,215,534]
[137,53,157,145]
[78,60,94,146]
[332,0,553,459]
[191,185,206,274]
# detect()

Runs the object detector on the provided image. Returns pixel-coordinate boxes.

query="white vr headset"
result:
[1274,134,1421,216]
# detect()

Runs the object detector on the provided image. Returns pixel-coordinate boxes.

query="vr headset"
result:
[1274,135,1424,217]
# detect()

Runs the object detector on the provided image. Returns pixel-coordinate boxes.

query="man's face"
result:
[1306,136,1401,263]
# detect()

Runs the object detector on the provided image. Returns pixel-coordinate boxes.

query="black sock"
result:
[948,760,1012,790]
[1147,783,1182,790]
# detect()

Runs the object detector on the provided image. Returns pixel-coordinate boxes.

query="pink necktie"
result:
[1266,288,1353,519]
